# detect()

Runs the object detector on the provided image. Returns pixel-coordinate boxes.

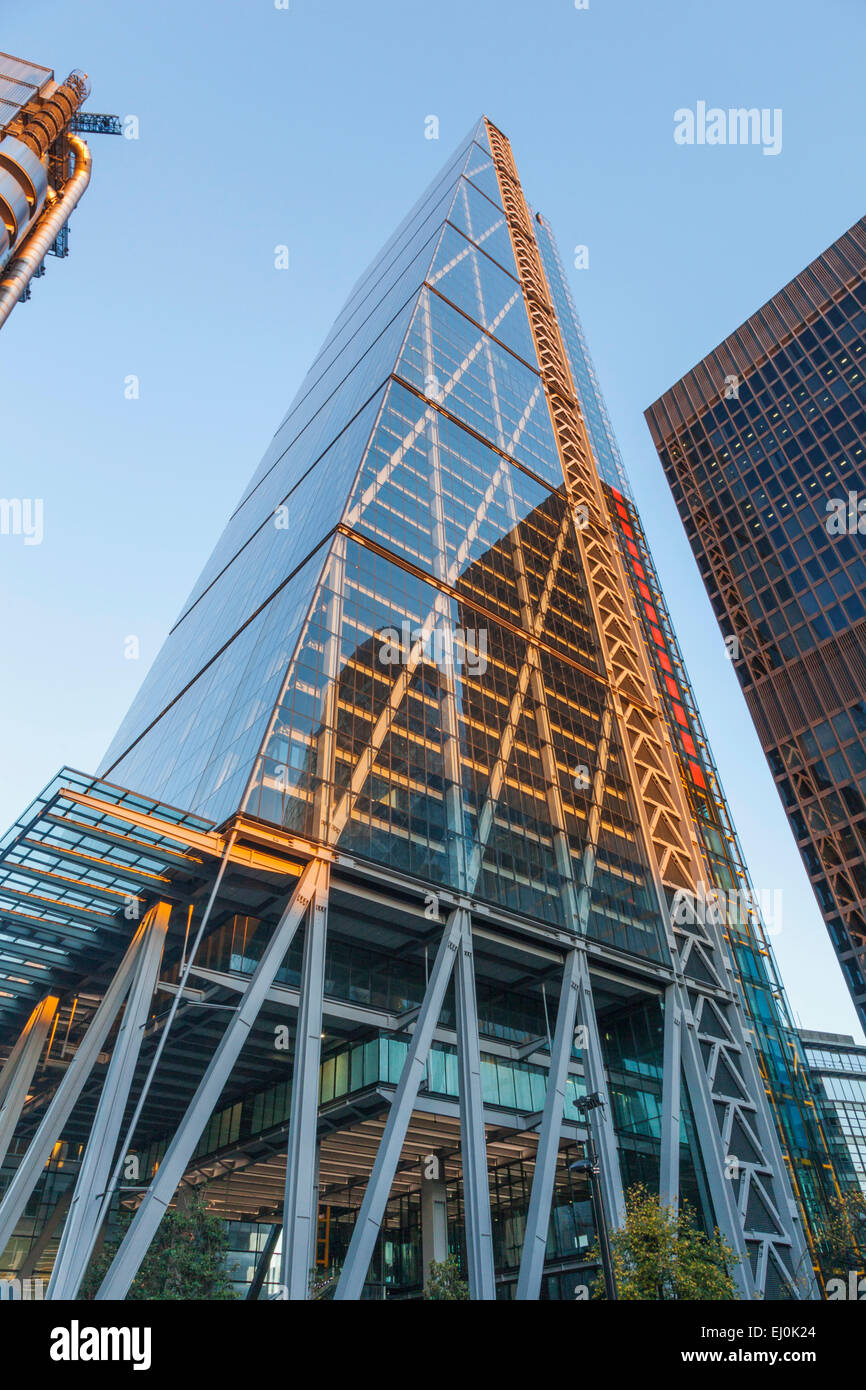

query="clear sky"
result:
[2,0,864,1040]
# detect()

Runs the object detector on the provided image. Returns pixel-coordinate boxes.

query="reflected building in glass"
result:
[0,120,847,1301]
[646,221,866,1034]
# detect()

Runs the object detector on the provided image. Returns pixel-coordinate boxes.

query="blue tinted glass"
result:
[103,546,326,820]
[448,176,518,277]
[462,141,503,206]
[428,223,536,364]
[396,288,561,486]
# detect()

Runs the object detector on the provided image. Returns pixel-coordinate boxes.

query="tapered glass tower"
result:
[0,120,844,1301]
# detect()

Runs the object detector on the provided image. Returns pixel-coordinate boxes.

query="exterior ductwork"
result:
[14,69,89,158]
[0,133,91,330]
[0,135,49,268]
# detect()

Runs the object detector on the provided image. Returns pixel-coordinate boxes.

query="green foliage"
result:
[80,1186,237,1301]
[423,1255,470,1300]
[816,1187,866,1281]
[590,1183,739,1301]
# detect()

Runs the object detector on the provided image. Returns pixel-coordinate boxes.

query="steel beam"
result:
[95,858,324,1300]
[0,922,150,1259]
[47,902,171,1299]
[515,948,580,1300]
[0,993,59,1173]
[334,909,464,1301]
[659,984,682,1212]
[454,911,496,1300]
[280,867,330,1300]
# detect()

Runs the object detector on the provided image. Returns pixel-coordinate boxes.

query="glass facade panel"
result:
[428,223,536,364]
[396,287,561,487]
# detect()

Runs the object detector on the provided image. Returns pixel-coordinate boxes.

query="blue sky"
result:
[1,0,864,1039]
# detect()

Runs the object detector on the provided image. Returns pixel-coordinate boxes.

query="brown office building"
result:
[646,218,866,1031]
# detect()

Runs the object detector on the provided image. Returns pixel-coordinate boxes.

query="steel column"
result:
[576,952,626,1228]
[0,994,59,1173]
[516,948,581,1300]
[95,858,324,1301]
[454,911,496,1300]
[334,909,464,1301]
[47,902,171,1299]
[0,920,150,1259]
[659,984,682,1212]
[280,867,330,1300]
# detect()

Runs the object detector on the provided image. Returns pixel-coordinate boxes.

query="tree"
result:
[816,1187,866,1282]
[589,1183,739,1300]
[423,1256,470,1300]
[80,1186,237,1300]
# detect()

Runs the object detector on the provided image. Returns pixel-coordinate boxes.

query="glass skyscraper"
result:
[646,220,866,1034]
[0,120,846,1301]
[801,1030,866,1195]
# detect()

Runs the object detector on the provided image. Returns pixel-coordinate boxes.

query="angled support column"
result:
[280,866,330,1300]
[247,1221,280,1301]
[575,953,626,1229]
[515,692,620,1298]
[0,919,152,1259]
[454,911,496,1300]
[334,909,464,1301]
[660,984,682,1212]
[516,948,581,1300]
[95,857,325,1301]
[47,902,171,1299]
[0,994,59,1173]
[678,1000,753,1299]
[734,1016,818,1297]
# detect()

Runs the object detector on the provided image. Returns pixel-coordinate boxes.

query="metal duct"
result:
[14,69,90,158]
[0,135,48,269]
[0,133,91,329]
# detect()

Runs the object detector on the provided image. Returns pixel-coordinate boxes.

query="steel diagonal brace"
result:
[334,909,464,1300]
[95,858,325,1301]
[47,902,171,1299]
[0,918,154,1258]
[0,993,59,1173]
